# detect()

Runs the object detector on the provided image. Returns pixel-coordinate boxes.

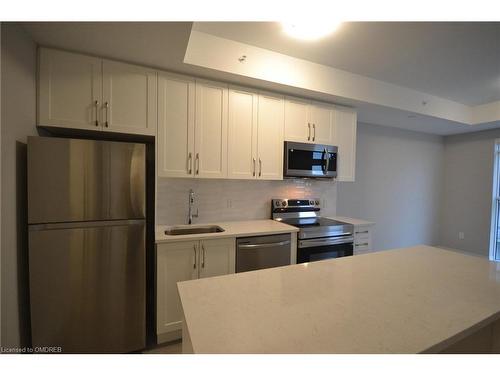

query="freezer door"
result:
[28,220,145,353]
[28,137,145,224]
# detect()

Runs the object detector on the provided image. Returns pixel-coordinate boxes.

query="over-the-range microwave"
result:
[283,141,338,179]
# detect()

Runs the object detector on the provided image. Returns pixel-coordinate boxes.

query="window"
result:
[489,140,500,261]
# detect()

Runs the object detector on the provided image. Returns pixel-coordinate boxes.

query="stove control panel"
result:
[272,198,321,209]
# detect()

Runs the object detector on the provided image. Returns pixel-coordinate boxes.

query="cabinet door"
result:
[310,102,334,145]
[198,238,236,279]
[284,98,310,143]
[227,88,258,179]
[335,108,357,182]
[194,80,228,178]
[102,60,157,136]
[38,48,102,130]
[257,93,284,180]
[156,241,198,335]
[157,73,195,178]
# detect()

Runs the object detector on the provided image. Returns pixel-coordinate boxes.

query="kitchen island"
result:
[178,246,500,353]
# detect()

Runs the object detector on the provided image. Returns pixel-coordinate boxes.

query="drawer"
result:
[354,249,371,256]
[354,242,371,252]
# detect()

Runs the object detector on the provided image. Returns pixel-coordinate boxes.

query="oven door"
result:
[284,141,337,178]
[297,236,353,263]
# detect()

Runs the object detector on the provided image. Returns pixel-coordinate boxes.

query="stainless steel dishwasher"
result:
[236,233,292,273]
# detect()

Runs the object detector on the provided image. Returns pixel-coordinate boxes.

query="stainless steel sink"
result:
[164,225,225,236]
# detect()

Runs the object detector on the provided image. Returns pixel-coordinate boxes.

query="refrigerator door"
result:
[28,220,146,353]
[28,137,145,224]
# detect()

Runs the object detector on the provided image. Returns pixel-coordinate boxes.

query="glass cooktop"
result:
[281,217,348,228]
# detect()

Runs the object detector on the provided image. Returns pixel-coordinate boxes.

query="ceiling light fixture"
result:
[281,21,342,41]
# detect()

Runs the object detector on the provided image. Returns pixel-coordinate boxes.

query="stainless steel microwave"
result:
[284,141,338,178]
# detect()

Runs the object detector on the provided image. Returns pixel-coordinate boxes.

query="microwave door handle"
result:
[323,148,330,175]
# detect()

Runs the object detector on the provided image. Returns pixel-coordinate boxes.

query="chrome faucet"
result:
[188,189,199,224]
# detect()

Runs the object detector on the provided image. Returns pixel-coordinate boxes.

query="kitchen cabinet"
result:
[38,48,102,131]
[257,93,285,180]
[157,78,228,179]
[38,48,156,136]
[284,98,335,145]
[156,240,198,340]
[227,87,258,179]
[353,224,375,255]
[157,72,195,178]
[195,80,228,178]
[198,238,236,279]
[227,88,284,180]
[156,238,235,343]
[334,107,357,182]
[102,60,157,136]
[309,102,334,144]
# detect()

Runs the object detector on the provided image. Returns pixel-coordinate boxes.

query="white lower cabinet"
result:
[156,238,235,343]
[353,224,375,255]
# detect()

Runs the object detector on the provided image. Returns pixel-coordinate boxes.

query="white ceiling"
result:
[193,22,500,106]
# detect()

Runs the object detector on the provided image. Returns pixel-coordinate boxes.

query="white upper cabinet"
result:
[157,73,195,178]
[284,98,335,145]
[227,87,258,179]
[228,88,284,181]
[102,60,157,136]
[38,48,102,130]
[38,48,156,136]
[309,102,334,144]
[194,80,228,179]
[257,93,284,180]
[284,98,310,142]
[334,107,357,182]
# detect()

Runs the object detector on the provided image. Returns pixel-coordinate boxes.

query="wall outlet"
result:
[458,232,465,240]
[322,199,328,208]
[227,199,232,209]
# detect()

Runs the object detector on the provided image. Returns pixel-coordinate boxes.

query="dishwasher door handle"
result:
[238,240,291,249]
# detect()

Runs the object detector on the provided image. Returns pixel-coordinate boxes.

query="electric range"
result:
[272,198,354,263]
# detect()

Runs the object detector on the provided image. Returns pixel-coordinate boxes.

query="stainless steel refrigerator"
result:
[27,136,146,353]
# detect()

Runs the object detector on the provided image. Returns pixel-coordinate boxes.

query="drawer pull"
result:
[355,230,369,234]
[355,243,369,247]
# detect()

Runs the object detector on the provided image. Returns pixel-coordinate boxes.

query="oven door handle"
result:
[299,236,354,248]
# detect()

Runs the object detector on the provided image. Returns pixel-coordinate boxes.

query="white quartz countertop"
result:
[329,216,375,226]
[178,246,500,353]
[156,219,298,243]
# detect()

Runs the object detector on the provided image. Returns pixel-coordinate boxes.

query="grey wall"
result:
[337,122,444,251]
[1,23,38,349]
[440,128,500,256]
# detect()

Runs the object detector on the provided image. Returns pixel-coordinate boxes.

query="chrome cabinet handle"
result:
[252,158,256,176]
[313,124,316,141]
[193,245,197,269]
[201,244,205,268]
[104,101,109,127]
[307,123,311,141]
[258,158,262,177]
[195,153,200,175]
[355,231,369,235]
[94,100,99,126]
[355,243,369,247]
[187,153,192,174]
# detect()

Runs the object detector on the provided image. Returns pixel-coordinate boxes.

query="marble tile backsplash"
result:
[156,178,337,225]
